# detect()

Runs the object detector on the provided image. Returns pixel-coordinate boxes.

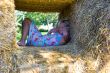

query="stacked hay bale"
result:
[0,0,110,73]
[60,0,110,72]
[60,0,110,53]
[0,0,16,51]
[15,0,73,12]
[71,0,110,52]
[0,0,17,73]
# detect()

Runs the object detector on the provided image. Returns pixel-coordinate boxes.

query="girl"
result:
[17,18,70,47]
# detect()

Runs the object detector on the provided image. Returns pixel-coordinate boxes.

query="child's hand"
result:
[48,28,58,34]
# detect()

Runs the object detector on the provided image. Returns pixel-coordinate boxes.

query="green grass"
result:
[41,32,48,35]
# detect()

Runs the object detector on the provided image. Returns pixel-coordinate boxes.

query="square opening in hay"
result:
[15,10,71,47]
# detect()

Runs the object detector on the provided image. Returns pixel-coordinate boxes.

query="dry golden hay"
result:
[14,0,75,12]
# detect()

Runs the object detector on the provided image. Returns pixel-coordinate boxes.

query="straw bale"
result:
[14,0,74,12]
[0,47,85,73]
[60,0,110,53]
[0,0,17,50]
[59,0,110,72]
[1,46,110,73]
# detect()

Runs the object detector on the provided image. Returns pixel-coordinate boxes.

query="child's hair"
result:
[60,20,70,29]
[21,18,32,35]
[23,18,32,22]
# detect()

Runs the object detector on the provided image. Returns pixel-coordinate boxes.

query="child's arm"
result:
[47,28,58,34]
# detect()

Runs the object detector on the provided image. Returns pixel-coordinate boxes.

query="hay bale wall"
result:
[59,0,110,72]
[60,0,110,51]
[0,0,16,50]
[0,0,110,73]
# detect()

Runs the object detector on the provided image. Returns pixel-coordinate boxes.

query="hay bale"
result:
[59,0,110,72]
[0,0,17,50]
[14,0,74,12]
[60,0,110,52]
[2,47,87,73]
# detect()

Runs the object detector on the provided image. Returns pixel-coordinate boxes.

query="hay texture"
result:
[0,0,17,50]
[14,0,74,12]
[1,47,110,73]
[0,47,87,73]
[60,0,110,52]
[0,0,110,73]
[59,0,110,72]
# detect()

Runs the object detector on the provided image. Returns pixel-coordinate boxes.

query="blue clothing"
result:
[26,22,63,47]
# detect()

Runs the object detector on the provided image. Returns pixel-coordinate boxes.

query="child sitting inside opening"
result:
[17,18,70,47]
